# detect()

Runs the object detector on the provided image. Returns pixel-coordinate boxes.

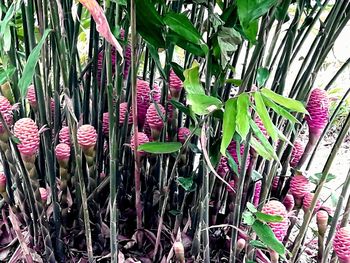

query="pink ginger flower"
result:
[102,112,109,136]
[130,132,149,155]
[226,180,235,193]
[262,200,289,242]
[334,227,350,263]
[173,241,185,262]
[177,127,191,144]
[0,173,6,193]
[305,88,329,137]
[119,102,133,125]
[317,210,329,235]
[290,174,311,205]
[39,187,48,203]
[282,194,295,212]
[302,192,321,213]
[290,140,305,168]
[216,157,229,177]
[0,95,13,134]
[59,126,70,146]
[169,69,183,99]
[136,79,151,127]
[14,118,40,159]
[27,84,37,108]
[77,125,97,151]
[152,83,161,103]
[227,141,250,175]
[253,181,262,207]
[272,176,280,191]
[146,103,165,132]
[55,143,71,166]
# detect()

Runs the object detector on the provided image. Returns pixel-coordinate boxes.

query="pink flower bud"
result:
[302,192,321,213]
[217,157,229,177]
[59,126,71,146]
[136,79,151,127]
[317,210,328,235]
[236,238,246,253]
[226,180,235,193]
[290,140,305,168]
[146,103,165,132]
[227,141,250,175]
[169,69,183,99]
[282,194,295,212]
[14,118,40,159]
[130,132,149,155]
[55,143,71,165]
[290,174,311,206]
[173,241,185,262]
[26,84,37,108]
[272,176,280,191]
[119,102,133,125]
[39,187,48,203]
[102,112,109,136]
[177,127,191,144]
[262,200,289,241]
[77,125,97,151]
[152,83,161,103]
[334,227,350,263]
[0,173,6,193]
[0,95,13,134]
[253,181,262,207]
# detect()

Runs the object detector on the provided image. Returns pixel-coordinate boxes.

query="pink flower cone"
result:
[236,238,246,253]
[119,102,133,125]
[305,88,329,137]
[152,83,161,103]
[146,103,165,140]
[77,125,97,151]
[253,181,262,207]
[136,79,151,127]
[124,44,131,79]
[39,187,48,203]
[334,227,350,263]
[130,132,149,155]
[173,241,185,262]
[0,95,13,134]
[262,200,289,242]
[290,174,311,206]
[169,69,183,99]
[102,112,109,136]
[272,176,280,191]
[14,118,40,160]
[282,194,295,212]
[227,141,250,175]
[0,173,6,193]
[27,84,37,108]
[302,192,321,213]
[97,47,117,86]
[290,140,305,168]
[177,127,191,144]
[59,126,70,146]
[226,180,235,193]
[317,210,328,235]
[255,116,268,138]
[55,143,71,167]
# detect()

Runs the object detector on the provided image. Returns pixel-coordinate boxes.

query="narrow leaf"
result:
[250,137,274,160]
[137,142,182,154]
[178,177,195,191]
[262,96,300,124]
[187,94,222,115]
[220,98,237,156]
[255,212,283,223]
[252,221,285,255]
[236,93,250,140]
[18,29,52,97]
[147,44,166,79]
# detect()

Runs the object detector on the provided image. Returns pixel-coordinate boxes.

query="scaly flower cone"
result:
[282,194,295,212]
[272,176,280,192]
[169,69,183,100]
[130,132,149,156]
[59,126,71,146]
[0,95,13,140]
[334,227,350,263]
[298,88,329,169]
[302,192,321,213]
[227,141,250,176]
[14,118,56,262]
[26,84,37,110]
[102,112,109,137]
[136,79,151,128]
[177,127,191,144]
[317,210,329,262]
[119,102,133,125]
[0,173,8,202]
[290,173,311,206]
[217,157,229,177]
[146,103,165,141]
[253,181,262,207]
[55,143,71,222]
[77,124,97,193]
[290,140,305,168]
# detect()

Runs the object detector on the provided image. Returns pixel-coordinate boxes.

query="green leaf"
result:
[164,12,202,44]
[137,142,182,154]
[220,98,237,156]
[147,44,166,79]
[170,99,196,121]
[225,79,242,86]
[257,67,269,88]
[0,66,15,85]
[252,221,285,255]
[168,209,181,216]
[167,32,207,57]
[262,96,300,124]
[187,94,222,115]
[178,176,195,191]
[18,29,52,97]
[309,173,336,184]
[135,0,165,48]
[183,61,205,95]
[236,0,278,27]
[250,137,274,160]
[254,92,278,141]
[226,151,239,176]
[249,240,268,250]
[242,19,258,43]
[217,27,242,68]
[242,211,256,226]
[246,202,257,213]
[236,93,251,140]
[170,62,185,81]
[275,0,290,21]
[255,212,283,223]
[251,170,263,182]
[261,88,308,114]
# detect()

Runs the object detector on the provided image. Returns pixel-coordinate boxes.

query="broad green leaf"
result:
[275,0,290,21]
[250,137,274,160]
[242,19,258,43]
[252,221,285,255]
[261,88,308,114]
[170,99,196,121]
[18,29,52,97]
[187,94,222,115]
[257,67,269,88]
[164,12,202,44]
[138,142,182,154]
[217,27,242,68]
[254,92,278,141]
[0,66,16,85]
[167,32,207,57]
[135,0,165,48]
[225,79,242,86]
[242,211,256,226]
[236,93,251,140]
[236,0,278,27]
[183,61,205,95]
[249,240,268,250]
[220,98,237,156]
[255,212,283,223]
[170,62,185,81]
[246,202,257,213]
[262,96,300,124]
[147,44,166,79]
[178,176,195,191]
[249,119,278,161]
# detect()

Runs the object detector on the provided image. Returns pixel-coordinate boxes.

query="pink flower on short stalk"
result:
[290,174,311,205]
[334,227,350,263]
[290,140,305,168]
[55,143,71,163]
[59,126,71,146]
[14,118,40,158]
[272,176,280,191]
[169,69,183,99]
[130,132,149,155]
[27,85,37,108]
[77,125,97,151]
[317,210,329,235]
[253,181,262,207]
[227,141,250,175]
[152,84,161,103]
[305,88,329,137]
[177,127,191,144]
[124,43,131,79]
[0,173,6,193]
[102,112,109,136]
[119,102,133,125]
[146,103,165,132]
[302,192,321,213]
[217,157,229,177]
[0,95,13,134]
[39,187,48,203]
[136,79,151,127]
[282,194,295,212]
[262,200,289,242]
